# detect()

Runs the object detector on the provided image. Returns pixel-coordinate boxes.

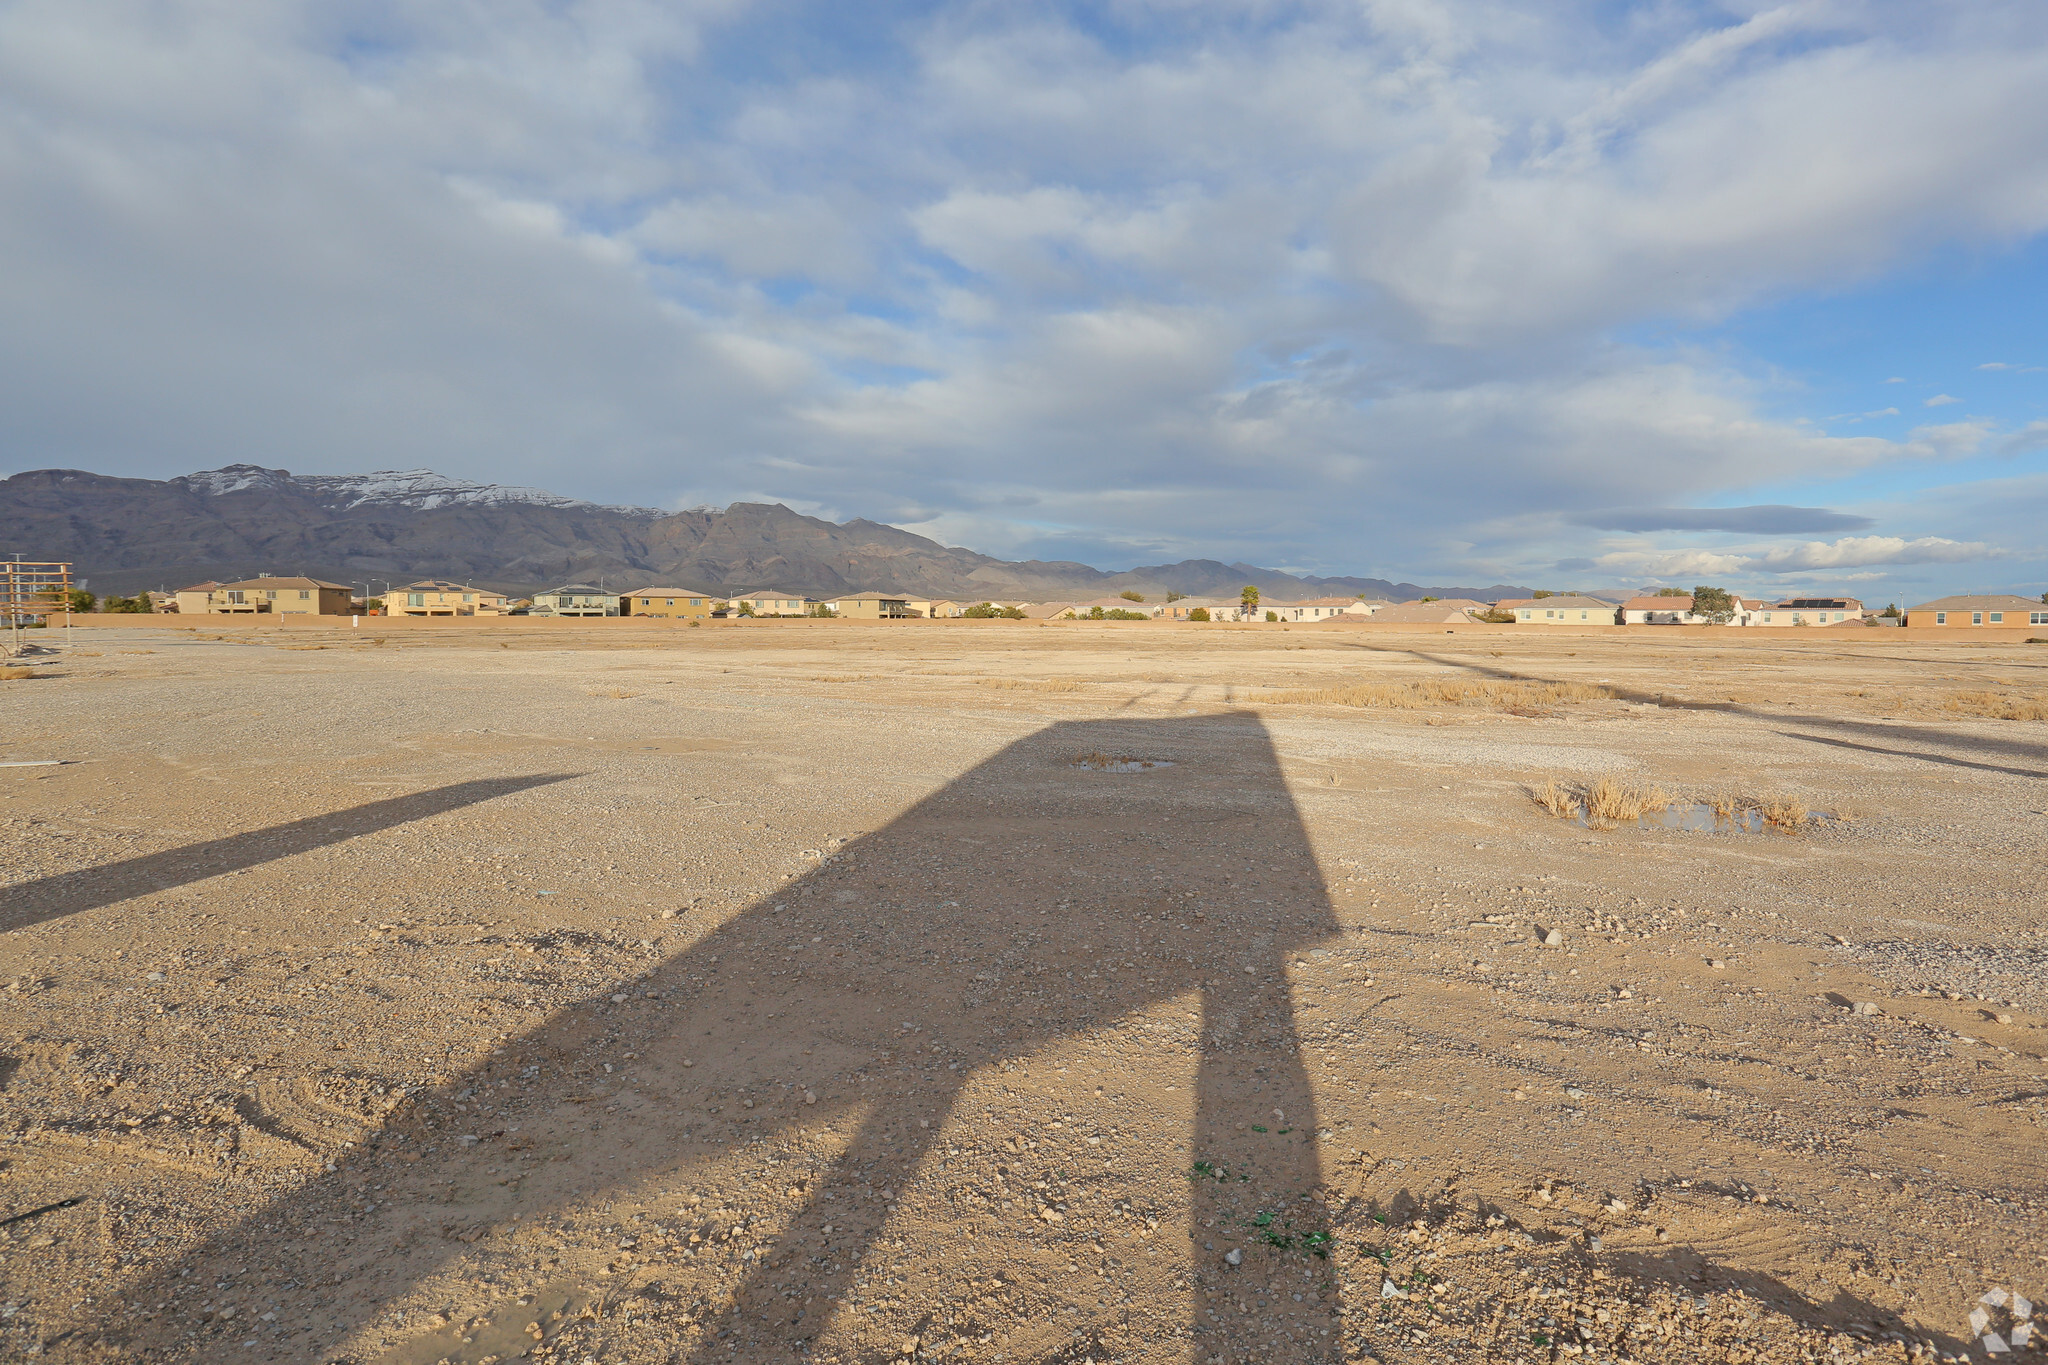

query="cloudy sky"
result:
[3,0,2046,597]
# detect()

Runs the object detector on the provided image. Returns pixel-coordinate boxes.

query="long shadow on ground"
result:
[0,776,578,933]
[110,713,1346,1363]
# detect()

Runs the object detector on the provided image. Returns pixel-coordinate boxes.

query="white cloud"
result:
[1591,534,2001,581]
[1998,420,2048,456]
[1924,393,1961,406]
[0,0,2043,591]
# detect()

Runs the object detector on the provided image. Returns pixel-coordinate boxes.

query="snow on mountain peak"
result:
[175,465,669,516]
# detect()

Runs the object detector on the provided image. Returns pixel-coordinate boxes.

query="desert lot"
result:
[1,619,2044,1365]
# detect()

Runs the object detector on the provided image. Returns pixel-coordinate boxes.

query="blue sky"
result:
[2,0,2046,599]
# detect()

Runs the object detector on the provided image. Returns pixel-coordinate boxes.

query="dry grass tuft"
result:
[1266,678,1613,711]
[1536,778,1577,818]
[0,666,36,680]
[587,686,644,699]
[811,674,872,683]
[281,644,329,651]
[980,678,1084,694]
[1538,775,1816,833]
[1942,690,2048,721]
[1758,794,1809,829]
[1581,775,1672,827]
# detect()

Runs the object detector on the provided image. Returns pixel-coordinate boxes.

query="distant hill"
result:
[0,465,1530,603]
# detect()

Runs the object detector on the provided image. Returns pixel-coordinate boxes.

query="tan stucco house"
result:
[175,576,353,615]
[1747,597,1863,627]
[1905,595,2048,630]
[525,585,618,617]
[621,588,720,620]
[827,593,914,619]
[389,580,509,616]
[1511,596,1615,625]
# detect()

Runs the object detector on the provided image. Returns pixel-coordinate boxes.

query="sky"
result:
[2,0,2046,600]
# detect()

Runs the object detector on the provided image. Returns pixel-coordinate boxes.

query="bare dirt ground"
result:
[1,619,2044,1365]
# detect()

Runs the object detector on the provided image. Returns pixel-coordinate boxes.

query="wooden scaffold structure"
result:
[2,560,73,656]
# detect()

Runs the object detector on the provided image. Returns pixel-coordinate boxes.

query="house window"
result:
[691,598,702,606]
[299,590,310,599]
[409,593,424,607]
[666,599,675,606]
[1989,613,2003,623]
[1935,612,1947,624]
[266,590,277,599]
[1579,611,1588,620]
[464,593,473,603]
[1973,612,1983,625]
[227,591,245,603]
[2033,613,2048,625]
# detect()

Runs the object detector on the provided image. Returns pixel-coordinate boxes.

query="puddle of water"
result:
[374,1278,589,1365]
[1072,752,1175,773]
[1572,802,1835,833]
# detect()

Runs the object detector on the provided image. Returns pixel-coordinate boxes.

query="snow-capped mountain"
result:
[4,464,1526,601]
[172,464,673,517]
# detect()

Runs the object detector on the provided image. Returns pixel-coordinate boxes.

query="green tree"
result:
[1880,603,1902,618]
[1119,589,1145,602]
[64,588,96,613]
[1187,607,1211,622]
[961,602,999,618]
[1240,584,1260,609]
[1165,591,1186,603]
[1420,595,1439,603]
[1088,605,1106,620]
[1690,585,1736,624]
[999,605,1026,619]
[1531,589,1554,599]
[806,603,834,617]
[1105,608,1147,620]
[1655,587,1688,597]
[1264,609,1278,622]
[736,602,756,617]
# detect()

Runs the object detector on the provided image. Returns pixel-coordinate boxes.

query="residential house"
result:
[171,581,222,614]
[729,590,817,617]
[176,576,353,615]
[1152,597,1230,621]
[1904,595,2048,630]
[620,587,720,620]
[525,585,619,617]
[1510,596,1616,625]
[1619,595,1699,625]
[1746,597,1863,627]
[1365,600,1488,625]
[389,580,510,616]
[1022,602,1079,620]
[923,600,965,619]
[827,593,914,620]
[1344,600,1393,616]
[1261,597,1372,622]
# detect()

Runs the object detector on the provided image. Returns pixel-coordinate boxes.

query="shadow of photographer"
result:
[114,712,1347,1363]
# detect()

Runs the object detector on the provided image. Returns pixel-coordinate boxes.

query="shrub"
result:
[1188,607,1211,622]
[1104,608,1147,620]
[1264,610,1278,622]
[1119,590,1144,602]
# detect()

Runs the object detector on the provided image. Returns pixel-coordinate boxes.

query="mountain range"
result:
[0,465,1535,603]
